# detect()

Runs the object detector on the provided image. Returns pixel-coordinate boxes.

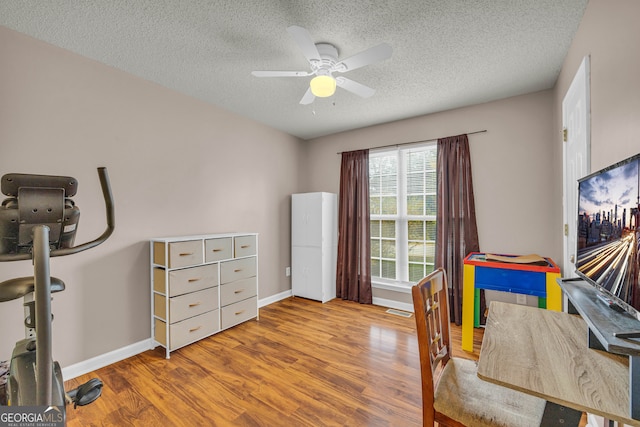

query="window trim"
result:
[371,278,413,293]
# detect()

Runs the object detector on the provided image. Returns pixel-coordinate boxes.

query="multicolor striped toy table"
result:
[462,252,562,353]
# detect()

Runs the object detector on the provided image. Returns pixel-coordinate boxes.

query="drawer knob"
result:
[234,289,244,294]
[189,326,202,333]
[212,249,222,252]
[179,252,194,257]
[187,278,201,283]
[241,245,250,249]
[235,310,245,316]
[234,269,242,273]
[189,302,201,308]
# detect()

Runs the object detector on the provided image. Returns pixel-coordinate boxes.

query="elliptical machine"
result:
[0,167,114,423]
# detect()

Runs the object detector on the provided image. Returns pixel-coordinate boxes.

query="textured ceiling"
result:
[0,0,589,140]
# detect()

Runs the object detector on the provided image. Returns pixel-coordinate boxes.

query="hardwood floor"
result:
[65,297,483,426]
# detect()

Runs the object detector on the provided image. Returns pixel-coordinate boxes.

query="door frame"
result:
[562,56,591,278]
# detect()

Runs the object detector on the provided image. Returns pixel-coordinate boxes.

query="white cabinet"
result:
[291,192,337,303]
[151,233,258,358]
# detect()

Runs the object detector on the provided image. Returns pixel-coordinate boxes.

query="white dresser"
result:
[291,192,337,303]
[151,233,258,358]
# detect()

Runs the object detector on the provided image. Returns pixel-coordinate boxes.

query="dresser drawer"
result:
[220,257,256,284]
[154,311,219,350]
[153,240,204,268]
[153,287,218,323]
[234,235,257,258]
[165,264,218,297]
[171,287,218,323]
[220,277,257,306]
[167,310,219,350]
[205,237,233,262]
[221,297,257,330]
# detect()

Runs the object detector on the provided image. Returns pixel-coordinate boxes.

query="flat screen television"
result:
[576,152,640,319]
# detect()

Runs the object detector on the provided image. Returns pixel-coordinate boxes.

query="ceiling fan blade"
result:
[299,87,315,105]
[334,43,392,73]
[287,25,321,64]
[252,70,311,77]
[336,77,375,98]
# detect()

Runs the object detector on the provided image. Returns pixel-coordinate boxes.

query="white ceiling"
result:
[0,1,589,140]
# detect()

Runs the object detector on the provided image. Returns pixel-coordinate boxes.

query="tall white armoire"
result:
[291,192,338,303]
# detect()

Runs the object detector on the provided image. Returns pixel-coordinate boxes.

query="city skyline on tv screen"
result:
[578,158,638,229]
[576,154,639,313]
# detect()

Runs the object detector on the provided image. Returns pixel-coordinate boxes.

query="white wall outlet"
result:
[516,294,527,305]
[285,267,291,277]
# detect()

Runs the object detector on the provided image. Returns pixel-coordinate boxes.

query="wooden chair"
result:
[411,268,546,427]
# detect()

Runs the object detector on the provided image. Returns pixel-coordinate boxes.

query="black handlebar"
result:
[0,167,115,262]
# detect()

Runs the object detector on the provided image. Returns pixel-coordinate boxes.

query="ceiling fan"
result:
[252,26,392,105]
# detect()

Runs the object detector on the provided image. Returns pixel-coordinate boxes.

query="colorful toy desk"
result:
[462,252,562,352]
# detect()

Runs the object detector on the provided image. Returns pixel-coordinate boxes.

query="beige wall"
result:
[305,90,557,301]
[555,0,640,171]
[0,27,303,366]
[552,0,640,273]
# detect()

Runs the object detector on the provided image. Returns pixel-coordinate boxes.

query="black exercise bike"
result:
[0,167,114,424]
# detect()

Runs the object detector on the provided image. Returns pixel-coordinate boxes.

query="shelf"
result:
[560,279,640,357]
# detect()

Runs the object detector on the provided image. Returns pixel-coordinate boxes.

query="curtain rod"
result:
[336,129,487,155]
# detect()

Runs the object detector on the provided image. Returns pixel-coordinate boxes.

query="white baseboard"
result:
[259,289,292,307]
[373,297,414,313]
[62,339,153,381]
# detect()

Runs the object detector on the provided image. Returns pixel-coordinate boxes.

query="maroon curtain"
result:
[436,134,480,325]
[336,149,372,304]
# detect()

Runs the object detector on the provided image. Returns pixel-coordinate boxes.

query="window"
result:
[369,143,437,287]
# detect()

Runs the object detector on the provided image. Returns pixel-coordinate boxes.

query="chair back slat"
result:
[412,268,452,426]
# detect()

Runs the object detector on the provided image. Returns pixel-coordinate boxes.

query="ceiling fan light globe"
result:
[310,75,336,97]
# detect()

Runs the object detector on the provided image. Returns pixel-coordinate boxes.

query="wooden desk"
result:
[478,301,639,426]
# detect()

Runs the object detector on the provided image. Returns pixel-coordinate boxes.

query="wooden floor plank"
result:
[65,297,484,426]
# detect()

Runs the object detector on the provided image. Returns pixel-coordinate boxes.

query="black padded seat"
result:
[0,277,65,302]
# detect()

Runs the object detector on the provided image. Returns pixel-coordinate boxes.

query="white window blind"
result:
[369,143,437,286]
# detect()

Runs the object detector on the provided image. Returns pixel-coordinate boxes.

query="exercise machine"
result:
[0,167,115,423]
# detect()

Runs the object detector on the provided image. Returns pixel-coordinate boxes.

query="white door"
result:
[291,193,308,247]
[292,246,322,300]
[562,56,590,278]
[292,193,323,247]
